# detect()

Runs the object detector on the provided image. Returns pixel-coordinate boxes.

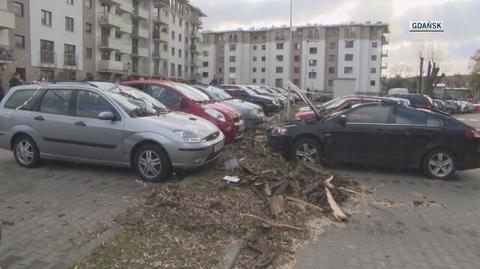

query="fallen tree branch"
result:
[243,214,305,231]
[323,175,335,190]
[339,186,362,195]
[285,196,324,213]
[325,187,348,221]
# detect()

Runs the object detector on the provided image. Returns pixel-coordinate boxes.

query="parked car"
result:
[260,86,295,103]
[458,101,475,113]
[123,80,244,144]
[444,100,461,114]
[0,82,225,182]
[433,99,445,111]
[268,87,480,180]
[475,104,480,113]
[246,86,286,107]
[193,85,265,127]
[295,95,403,122]
[218,84,281,115]
[387,94,434,110]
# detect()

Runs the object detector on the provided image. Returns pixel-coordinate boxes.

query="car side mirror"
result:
[98,111,116,121]
[337,114,347,127]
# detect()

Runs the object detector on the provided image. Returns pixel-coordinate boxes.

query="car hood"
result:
[140,112,219,138]
[203,102,240,119]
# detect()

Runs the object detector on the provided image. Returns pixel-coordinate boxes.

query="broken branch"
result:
[325,187,348,221]
[243,214,305,231]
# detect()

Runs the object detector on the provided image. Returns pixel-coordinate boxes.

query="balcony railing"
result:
[152,0,169,7]
[152,31,168,42]
[0,45,15,63]
[64,53,77,66]
[132,7,148,19]
[40,50,55,64]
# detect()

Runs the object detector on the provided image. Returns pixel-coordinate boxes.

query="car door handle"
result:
[34,116,44,121]
[74,121,86,127]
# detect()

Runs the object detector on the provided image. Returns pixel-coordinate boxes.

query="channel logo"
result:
[409,21,444,33]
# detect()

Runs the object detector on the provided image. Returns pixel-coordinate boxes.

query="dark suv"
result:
[218,85,281,115]
[388,94,434,110]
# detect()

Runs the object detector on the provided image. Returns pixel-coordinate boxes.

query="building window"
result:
[294,55,300,62]
[293,79,300,86]
[253,78,257,83]
[230,44,236,51]
[203,51,209,57]
[179,34,182,42]
[40,40,54,63]
[329,54,335,61]
[344,54,353,61]
[275,79,283,87]
[308,59,317,66]
[372,42,378,48]
[15,35,25,49]
[172,15,175,24]
[344,67,353,74]
[86,23,92,33]
[253,56,257,62]
[101,50,109,60]
[64,44,76,65]
[276,43,284,50]
[41,10,52,27]
[294,43,301,50]
[329,42,336,49]
[262,44,266,50]
[253,45,257,51]
[329,67,335,74]
[308,72,316,79]
[276,55,284,62]
[179,49,182,58]
[253,67,257,73]
[65,17,74,32]
[179,18,182,27]
[66,0,74,5]
[171,63,175,77]
[261,56,266,62]
[370,68,377,74]
[229,67,236,73]
[371,55,377,61]
[345,40,354,48]
[229,56,236,63]
[328,79,334,86]
[261,78,265,84]
[309,47,317,54]
[85,0,92,8]
[171,47,175,56]
[370,80,376,86]
[115,52,121,61]
[86,47,92,59]
[276,67,283,73]
[261,67,265,73]
[171,31,175,40]
[202,61,208,67]
[202,72,209,78]
[294,67,300,74]
[13,2,24,17]
[178,65,182,78]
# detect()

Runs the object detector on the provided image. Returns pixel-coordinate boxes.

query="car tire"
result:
[422,149,457,180]
[291,138,322,164]
[13,135,40,168]
[133,143,171,182]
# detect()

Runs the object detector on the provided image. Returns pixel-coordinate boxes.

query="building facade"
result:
[0,0,205,90]
[198,22,389,96]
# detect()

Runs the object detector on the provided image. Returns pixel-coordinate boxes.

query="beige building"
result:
[0,0,205,91]
[198,22,389,96]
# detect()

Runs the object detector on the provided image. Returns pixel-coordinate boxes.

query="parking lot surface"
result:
[0,151,147,269]
[296,113,480,269]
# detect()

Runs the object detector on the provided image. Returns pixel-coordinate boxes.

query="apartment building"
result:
[198,22,389,96]
[0,0,205,90]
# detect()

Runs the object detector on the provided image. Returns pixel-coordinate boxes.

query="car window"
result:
[145,85,166,100]
[427,115,442,126]
[393,106,427,124]
[40,89,72,115]
[4,89,37,110]
[76,90,114,118]
[346,104,391,124]
[159,88,183,108]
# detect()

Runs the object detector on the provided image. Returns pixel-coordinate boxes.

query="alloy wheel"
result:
[427,152,453,178]
[295,143,319,163]
[137,150,162,179]
[16,140,34,165]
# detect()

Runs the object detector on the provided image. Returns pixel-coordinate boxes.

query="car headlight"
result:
[272,99,278,105]
[173,130,202,143]
[205,109,226,122]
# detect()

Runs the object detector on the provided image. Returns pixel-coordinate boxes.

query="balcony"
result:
[98,12,123,28]
[152,31,168,43]
[99,36,123,51]
[98,60,126,73]
[0,45,15,63]
[132,26,148,39]
[153,0,169,8]
[132,7,148,20]
[132,47,148,58]
[0,9,15,29]
[64,53,78,69]
[117,0,133,14]
[39,50,56,67]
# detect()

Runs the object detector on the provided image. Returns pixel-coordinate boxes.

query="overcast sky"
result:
[191,0,480,76]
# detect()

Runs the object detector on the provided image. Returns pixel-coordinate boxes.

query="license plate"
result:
[213,141,224,153]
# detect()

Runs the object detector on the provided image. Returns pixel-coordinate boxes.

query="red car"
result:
[123,80,245,143]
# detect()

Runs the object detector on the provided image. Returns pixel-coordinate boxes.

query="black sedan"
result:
[268,90,480,180]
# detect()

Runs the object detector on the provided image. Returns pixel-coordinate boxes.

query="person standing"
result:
[9,72,24,89]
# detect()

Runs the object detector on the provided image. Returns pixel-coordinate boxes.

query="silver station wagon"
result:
[0,82,225,182]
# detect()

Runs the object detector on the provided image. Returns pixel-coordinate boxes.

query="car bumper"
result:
[169,135,225,169]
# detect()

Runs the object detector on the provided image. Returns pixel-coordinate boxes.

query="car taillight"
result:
[465,128,480,139]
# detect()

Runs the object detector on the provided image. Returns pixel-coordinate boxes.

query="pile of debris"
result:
[75,130,360,269]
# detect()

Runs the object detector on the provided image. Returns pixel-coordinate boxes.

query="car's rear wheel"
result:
[422,149,457,180]
[291,138,322,164]
[133,144,171,182]
[13,135,40,168]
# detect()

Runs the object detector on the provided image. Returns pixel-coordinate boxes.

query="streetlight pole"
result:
[286,0,293,121]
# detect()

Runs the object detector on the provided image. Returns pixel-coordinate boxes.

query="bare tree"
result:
[413,39,446,96]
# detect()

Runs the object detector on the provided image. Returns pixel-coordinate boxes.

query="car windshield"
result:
[203,86,233,101]
[241,87,258,96]
[105,84,168,118]
[173,83,212,103]
[322,97,347,110]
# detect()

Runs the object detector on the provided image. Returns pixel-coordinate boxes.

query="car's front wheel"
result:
[291,138,322,164]
[13,135,40,168]
[133,143,171,182]
[422,149,457,180]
